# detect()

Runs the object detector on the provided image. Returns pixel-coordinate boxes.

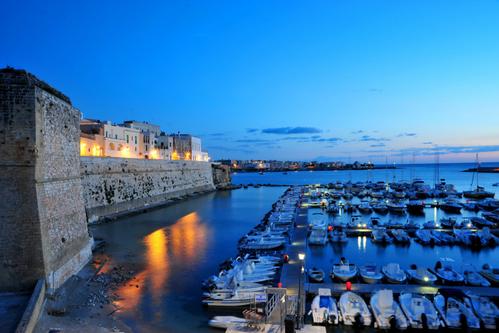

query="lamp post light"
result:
[297,253,305,329]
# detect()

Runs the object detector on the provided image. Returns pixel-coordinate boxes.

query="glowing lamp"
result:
[423,276,429,282]
[328,225,333,231]
[346,281,352,291]
[298,253,305,261]
[278,282,283,288]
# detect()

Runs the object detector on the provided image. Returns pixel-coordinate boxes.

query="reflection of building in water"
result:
[170,212,208,262]
[113,212,208,313]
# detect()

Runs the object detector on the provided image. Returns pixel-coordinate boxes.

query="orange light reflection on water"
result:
[113,211,209,314]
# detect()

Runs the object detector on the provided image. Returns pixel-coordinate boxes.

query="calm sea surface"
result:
[92,163,499,332]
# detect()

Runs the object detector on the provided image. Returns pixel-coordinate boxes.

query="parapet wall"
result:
[81,157,217,223]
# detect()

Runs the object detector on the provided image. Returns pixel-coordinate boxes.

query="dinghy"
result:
[399,293,440,330]
[359,264,383,284]
[330,227,348,243]
[434,259,464,285]
[391,229,410,244]
[370,289,408,330]
[309,288,339,325]
[463,265,490,287]
[332,258,358,282]
[208,316,248,329]
[464,292,499,329]
[371,227,393,244]
[481,264,499,285]
[308,267,325,283]
[338,291,372,326]
[382,263,407,284]
[406,265,437,285]
[433,288,480,329]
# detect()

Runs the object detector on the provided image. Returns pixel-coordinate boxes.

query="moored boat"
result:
[309,288,339,325]
[308,267,325,283]
[331,258,358,282]
[399,293,440,330]
[370,289,408,330]
[382,263,407,284]
[359,264,383,284]
[433,288,480,329]
[406,265,437,285]
[464,292,499,329]
[338,291,372,326]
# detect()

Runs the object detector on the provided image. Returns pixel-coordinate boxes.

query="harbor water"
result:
[91,163,499,332]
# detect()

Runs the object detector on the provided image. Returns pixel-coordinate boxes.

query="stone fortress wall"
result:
[0,68,92,292]
[81,157,219,223]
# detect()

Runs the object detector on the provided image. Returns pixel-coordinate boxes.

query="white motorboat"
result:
[387,201,406,214]
[453,228,480,247]
[463,269,490,287]
[308,267,325,283]
[308,225,328,245]
[370,289,408,330]
[431,230,455,245]
[399,293,440,330]
[464,292,499,329]
[382,263,407,284]
[348,215,368,229]
[329,227,348,243]
[332,259,358,282]
[338,291,372,326]
[391,229,410,244]
[406,265,437,285]
[239,237,284,251]
[309,288,339,325]
[203,290,257,307]
[481,264,499,285]
[415,229,438,245]
[478,227,499,247]
[371,227,393,244]
[358,200,372,214]
[433,289,480,329]
[434,259,464,285]
[372,202,388,214]
[208,316,248,329]
[359,264,383,284]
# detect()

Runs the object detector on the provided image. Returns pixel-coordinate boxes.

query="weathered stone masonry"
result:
[81,157,218,223]
[0,68,92,292]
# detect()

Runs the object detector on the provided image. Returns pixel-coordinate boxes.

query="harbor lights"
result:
[297,253,306,329]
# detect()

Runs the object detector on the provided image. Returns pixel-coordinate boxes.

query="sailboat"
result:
[463,154,495,199]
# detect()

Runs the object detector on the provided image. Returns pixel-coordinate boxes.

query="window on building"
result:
[126,135,129,143]
[109,143,115,150]
[135,136,137,144]
[115,134,118,139]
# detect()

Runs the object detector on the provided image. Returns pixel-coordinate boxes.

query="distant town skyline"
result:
[2,0,499,163]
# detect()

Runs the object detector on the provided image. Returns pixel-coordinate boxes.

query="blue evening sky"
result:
[2,0,499,162]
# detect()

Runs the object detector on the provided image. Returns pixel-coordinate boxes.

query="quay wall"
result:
[81,157,222,223]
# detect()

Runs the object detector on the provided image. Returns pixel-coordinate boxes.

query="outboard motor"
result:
[353,313,363,327]
[421,313,428,329]
[459,313,468,329]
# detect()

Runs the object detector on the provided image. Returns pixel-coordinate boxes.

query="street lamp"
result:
[297,253,305,329]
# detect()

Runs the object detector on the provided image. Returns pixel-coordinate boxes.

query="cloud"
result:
[351,130,364,134]
[235,138,272,143]
[422,141,433,145]
[369,88,383,93]
[370,143,386,147]
[246,128,259,133]
[359,135,391,142]
[262,127,322,135]
[397,132,417,137]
